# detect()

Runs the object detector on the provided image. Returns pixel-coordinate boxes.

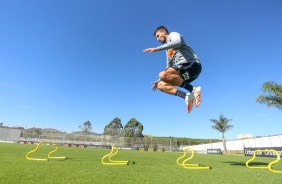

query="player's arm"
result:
[157,32,182,51]
[143,32,182,53]
[143,47,159,53]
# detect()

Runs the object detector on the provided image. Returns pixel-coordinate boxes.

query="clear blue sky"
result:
[1,0,281,140]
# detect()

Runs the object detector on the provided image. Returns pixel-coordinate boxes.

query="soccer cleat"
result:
[185,93,194,113]
[193,86,202,107]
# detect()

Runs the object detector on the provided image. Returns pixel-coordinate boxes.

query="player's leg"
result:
[157,69,194,113]
[156,80,194,113]
[158,66,195,93]
[158,67,183,86]
[155,80,178,95]
[176,62,202,107]
[157,68,188,100]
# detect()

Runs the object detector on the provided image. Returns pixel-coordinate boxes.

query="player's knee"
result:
[158,71,165,79]
[158,72,170,82]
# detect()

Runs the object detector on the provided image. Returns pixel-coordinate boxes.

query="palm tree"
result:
[210,114,233,154]
[256,81,282,110]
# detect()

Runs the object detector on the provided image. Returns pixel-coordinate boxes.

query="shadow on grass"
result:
[223,161,268,166]
[64,157,74,160]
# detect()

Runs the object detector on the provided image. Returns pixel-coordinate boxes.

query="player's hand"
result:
[151,80,160,91]
[143,48,159,53]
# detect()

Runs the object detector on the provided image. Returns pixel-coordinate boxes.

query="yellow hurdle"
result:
[246,149,282,173]
[177,148,211,170]
[101,145,131,165]
[148,148,154,152]
[26,142,67,161]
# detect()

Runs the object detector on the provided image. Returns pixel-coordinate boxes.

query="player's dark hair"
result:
[154,26,169,36]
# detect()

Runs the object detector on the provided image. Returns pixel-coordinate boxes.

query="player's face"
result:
[155,30,167,44]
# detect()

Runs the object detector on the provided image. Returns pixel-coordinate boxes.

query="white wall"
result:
[183,134,282,151]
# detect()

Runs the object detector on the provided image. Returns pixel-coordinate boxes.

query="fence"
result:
[0,127,178,151]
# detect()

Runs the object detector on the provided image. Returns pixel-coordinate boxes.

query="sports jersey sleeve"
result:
[157,32,182,51]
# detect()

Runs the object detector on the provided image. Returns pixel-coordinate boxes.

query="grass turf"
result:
[0,143,281,184]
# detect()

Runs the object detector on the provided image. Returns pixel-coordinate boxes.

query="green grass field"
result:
[0,143,281,184]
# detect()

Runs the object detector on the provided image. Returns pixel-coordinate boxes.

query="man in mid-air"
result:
[144,26,202,113]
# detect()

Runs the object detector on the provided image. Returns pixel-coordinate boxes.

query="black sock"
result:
[175,89,186,99]
[180,81,193,93]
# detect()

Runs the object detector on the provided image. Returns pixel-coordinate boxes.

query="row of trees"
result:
[79,117,144,138]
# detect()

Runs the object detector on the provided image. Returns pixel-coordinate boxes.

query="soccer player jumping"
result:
[144,26,202,113]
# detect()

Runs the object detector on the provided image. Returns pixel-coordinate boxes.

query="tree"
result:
[210,114,233,154]
[123,118,143,137]
[256,81,282,110]
[79,121,92,135]
[104,117,123,139]
[0,122,7,128]
[33,128,42,138]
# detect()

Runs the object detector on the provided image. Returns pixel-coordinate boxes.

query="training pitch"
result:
[0,143,281,184]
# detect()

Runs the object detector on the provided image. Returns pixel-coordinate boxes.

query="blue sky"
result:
[0,0,281,140]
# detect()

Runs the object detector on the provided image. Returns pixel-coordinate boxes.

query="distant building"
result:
[237,134,253,139]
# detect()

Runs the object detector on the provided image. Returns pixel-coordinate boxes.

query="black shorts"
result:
[171,62,202,83]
